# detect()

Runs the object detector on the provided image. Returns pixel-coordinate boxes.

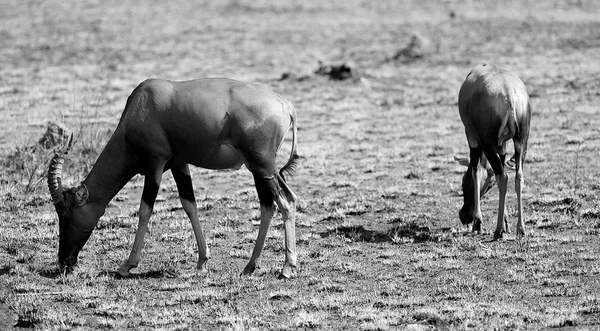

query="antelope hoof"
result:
[242,263,256,276]
[278,265,295,280]
[117,262,136,277]
[493,230,504,241]
[517,228,526,238]
[195,265,209,275]
[471,220,482,233]
[116,267,131,277]
[196,257,210,272]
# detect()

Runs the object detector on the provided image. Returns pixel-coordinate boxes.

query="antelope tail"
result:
[279,110,299,182]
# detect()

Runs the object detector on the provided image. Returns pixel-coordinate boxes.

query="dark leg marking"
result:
[254,175,279,208]
[141,178,161,210]
[172,169,195,202]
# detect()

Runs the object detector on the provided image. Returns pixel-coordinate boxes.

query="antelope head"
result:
[47,134,93,271]
[454,155,496,226]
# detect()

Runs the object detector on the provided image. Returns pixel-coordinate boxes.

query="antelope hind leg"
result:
[242,204,275,275]
[493,172,509,240]
[276,175,297,279]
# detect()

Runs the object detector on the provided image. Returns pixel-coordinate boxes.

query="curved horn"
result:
[48,133,74,205]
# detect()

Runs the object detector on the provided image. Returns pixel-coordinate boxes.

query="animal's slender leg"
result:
[514,146,525,237]
[276,174,297,279]
[488,153,508,240]
[117,167,164,276]
[498,154,510,234]
[172,164,210,271]
[242,175,278,275]
[469,147,483,232]
[494,171,509,240]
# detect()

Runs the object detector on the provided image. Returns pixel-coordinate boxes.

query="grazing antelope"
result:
[48,78,299,279]
[455,64,532,240]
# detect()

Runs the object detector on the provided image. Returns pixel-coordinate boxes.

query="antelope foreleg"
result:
[118,171,162,276]
[172,165,210,272]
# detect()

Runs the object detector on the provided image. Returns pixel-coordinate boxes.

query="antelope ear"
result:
[74,184,89,206]
[454,155,470,167]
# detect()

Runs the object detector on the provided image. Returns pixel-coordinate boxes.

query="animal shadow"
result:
[104,269,180,279]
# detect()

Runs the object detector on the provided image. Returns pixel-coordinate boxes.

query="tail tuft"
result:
[279,153,301,182]
[279,104,299,183]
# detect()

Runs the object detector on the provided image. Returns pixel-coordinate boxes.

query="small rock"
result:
[38,121,70,149]
[386,34,433,63]
[314,61,353,80]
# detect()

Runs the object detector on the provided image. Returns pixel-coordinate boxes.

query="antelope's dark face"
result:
[54,186,94,271]
[457,161,495,228]
[459,168,476,225]
[47,134,97,272]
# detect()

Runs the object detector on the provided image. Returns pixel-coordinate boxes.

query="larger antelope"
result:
[48,78,299,279]
[455,64,532,240]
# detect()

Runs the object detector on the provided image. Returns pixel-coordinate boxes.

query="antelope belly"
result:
[204,144,245,170]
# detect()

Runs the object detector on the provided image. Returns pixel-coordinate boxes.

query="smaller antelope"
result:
[455,64,532,239]
[48,78,299,279]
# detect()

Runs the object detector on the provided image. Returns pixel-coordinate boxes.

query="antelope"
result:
[454,63,532,240]
[47,78,299,279]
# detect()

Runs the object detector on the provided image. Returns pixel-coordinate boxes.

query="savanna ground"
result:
[1,0,600,329]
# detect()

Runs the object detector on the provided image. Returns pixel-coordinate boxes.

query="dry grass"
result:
[1,0,600,329]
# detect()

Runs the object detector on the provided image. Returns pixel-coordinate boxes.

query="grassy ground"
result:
[1,0,600,329]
